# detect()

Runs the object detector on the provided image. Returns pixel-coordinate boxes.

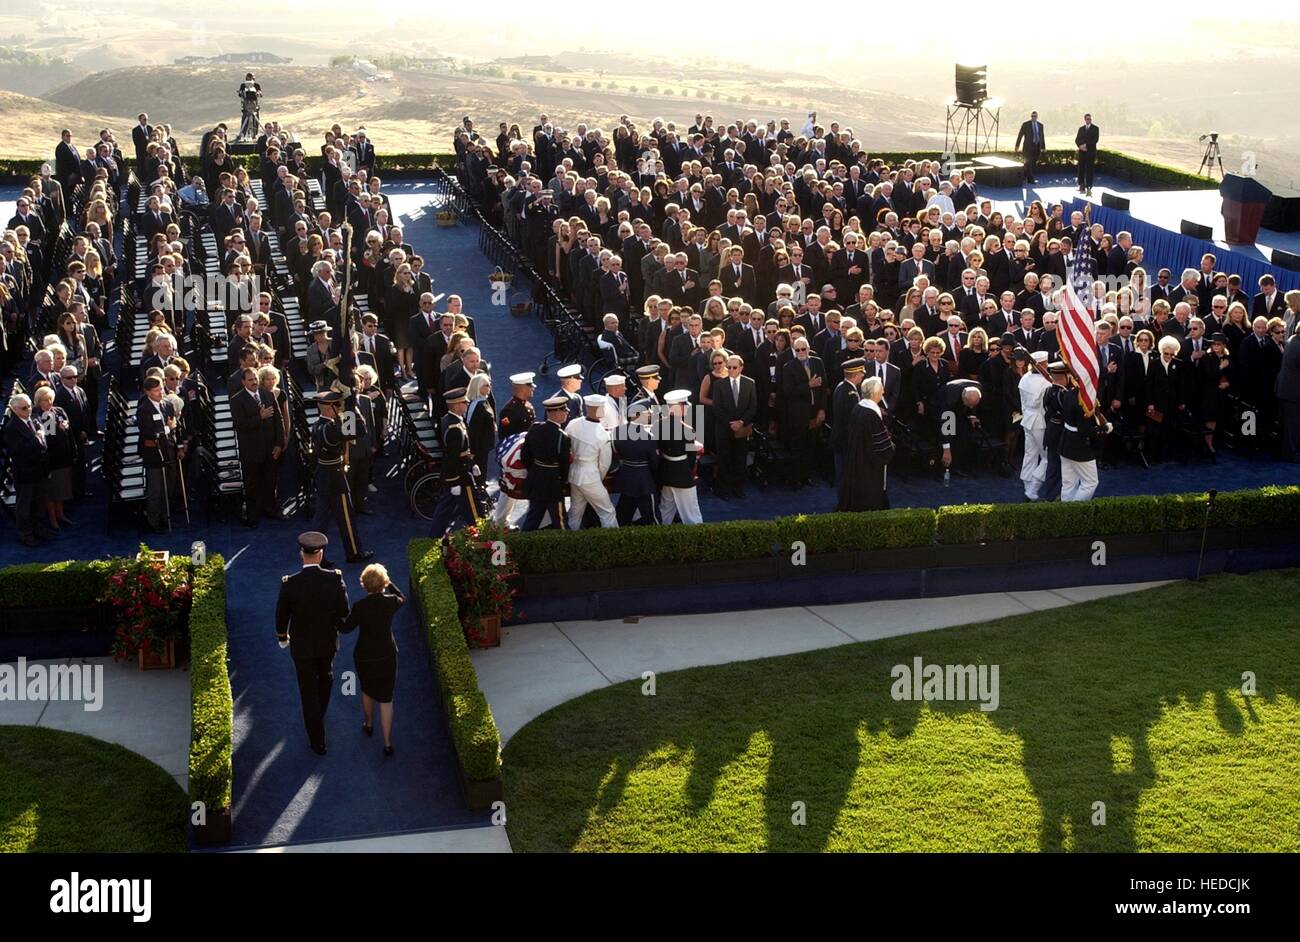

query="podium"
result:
[1220,174,1272,245]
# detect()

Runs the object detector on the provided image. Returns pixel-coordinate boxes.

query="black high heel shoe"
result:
[383,744,394,757]
[362,723,373,737]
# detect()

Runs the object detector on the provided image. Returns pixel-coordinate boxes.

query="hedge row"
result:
[0,559,111,612]
[504,485,1300,572]
[408,539,502,781]
[188,555,232,815]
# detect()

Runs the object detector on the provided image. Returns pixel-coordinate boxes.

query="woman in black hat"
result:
[1198,333,1233,460]
[340,563,404,756]
[306,321,339,391]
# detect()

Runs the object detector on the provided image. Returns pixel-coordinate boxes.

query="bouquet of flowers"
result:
[101,546,193,661]
[443,521,518,646]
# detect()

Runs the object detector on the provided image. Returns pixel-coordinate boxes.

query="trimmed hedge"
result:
[188,555,231,815]
[0,559,111,612]
[502,485,1300,569]
[408,539,502,781]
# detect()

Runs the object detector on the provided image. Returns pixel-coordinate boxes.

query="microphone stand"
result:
[1195,489,1217,582]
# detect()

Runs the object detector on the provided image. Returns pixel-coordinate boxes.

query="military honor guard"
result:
[498,371,537,437]
[556,363,584,423]
[275,531,351,755]
[1018,350,1051,501]
[1040,361,1070,500]
[1060,381,1112,502]
[519,395,571,530]
[565,394,619,529]
[428,386,481,535]
[830,357,866,484]
[837,375,896,511]
[659,389,704,524]
[614,400,660,525]
[599,374,630,431]
[632,364,663,408]
[311,391,372,563]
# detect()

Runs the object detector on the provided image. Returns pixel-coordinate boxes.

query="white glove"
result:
[451,486,462,496]
[1104,422,1114,435]
[471,465,481,477]
[278,639,290,650]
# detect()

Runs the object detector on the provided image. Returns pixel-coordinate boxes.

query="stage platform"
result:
[974,170,1300,263]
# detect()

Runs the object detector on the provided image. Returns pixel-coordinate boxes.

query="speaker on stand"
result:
[1180,219,1214,241]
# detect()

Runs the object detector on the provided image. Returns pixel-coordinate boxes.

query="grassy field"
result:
[0,727,187,853]
[503,571,1300,852]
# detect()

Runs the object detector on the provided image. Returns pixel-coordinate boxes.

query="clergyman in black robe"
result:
[837,395,895,511]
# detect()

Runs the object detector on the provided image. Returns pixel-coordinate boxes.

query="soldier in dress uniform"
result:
[565,394,619,528]
[659,388,704,524]
[1018,350,1051,501]
[520,395,571,530]
[311,391,373,564]
[429,386,481,535]
[632,364,662,409]
[498,371,537,438]
[1060,380,1112,502]
[556,363,584,424]
[275,531,351,755]
[614,399,660,525]
[830,357,866,484]
[1040,361,1070,501]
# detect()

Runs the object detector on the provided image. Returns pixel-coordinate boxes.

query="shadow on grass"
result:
[502,570,1299,852]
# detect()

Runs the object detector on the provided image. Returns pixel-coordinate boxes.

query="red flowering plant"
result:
[101,545,194,661]
[443,521,518,645]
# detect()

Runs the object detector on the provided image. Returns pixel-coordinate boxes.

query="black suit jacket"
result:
[1075,124,1100,152]
[780,355,828,428]
[711,373,757,428]
[230,386,284,463]
[4,415,49,483]
[275,565,350,659]
[1015,120,1045,155]
[719,262,757,302]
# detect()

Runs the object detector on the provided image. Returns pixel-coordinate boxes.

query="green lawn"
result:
[503,570,1300,852]
[0,726,187,853]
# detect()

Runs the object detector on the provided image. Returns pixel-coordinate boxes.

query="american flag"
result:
[1069,222,1098,303]
[1055,281,1101,416]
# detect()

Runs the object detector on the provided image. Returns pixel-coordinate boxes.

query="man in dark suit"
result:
[4,394,51,547]
[831,233,869,301]
[136,376,179,533]
[132,114,152,171]
[668,314,706,391]
[780,338,828,487]
[719,247,757,303]
[306,260,342,335]
[898,242,936,293]
[230,367,285,525]
[275,531,350,755]
[1013,310,1042,352]
[54,367,89,499]
[1075,114,1100,194]
[599,257,631,318]
[1253,275,1285,319]
[1014,112,1045,184]
[55,129,81,206]
[866,340,902,413]
[711,354,757,499]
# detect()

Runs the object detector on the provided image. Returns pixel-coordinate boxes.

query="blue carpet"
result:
[4,180,1298,848]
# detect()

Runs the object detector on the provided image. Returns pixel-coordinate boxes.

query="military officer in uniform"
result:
[830,357,866,484]
[311,391,373,564]
[1060,380,1111,502]
[614,399,660,525]
[565,394,619,528]
[659,388,704,524]
[519,395,571,530]
[275,531,351,755]
[1040,361,1070,501]
[555,363,584,424]
[632,364,663,409]
[498,371,537,438]
[428,386,481,535]
[1018,350,1051,501]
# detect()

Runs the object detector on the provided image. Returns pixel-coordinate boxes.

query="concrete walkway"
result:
[0,655,190,792]
[473,582,1171,744]
[241,824,511,853]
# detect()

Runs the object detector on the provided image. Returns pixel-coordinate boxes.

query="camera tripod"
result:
[1198,134,1225,178]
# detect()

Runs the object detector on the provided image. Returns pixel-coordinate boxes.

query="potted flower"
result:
[444,522,518,648]
[101,545,193,670]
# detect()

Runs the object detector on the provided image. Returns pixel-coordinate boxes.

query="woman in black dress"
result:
[341,563,405,756]
[465,373,497,483]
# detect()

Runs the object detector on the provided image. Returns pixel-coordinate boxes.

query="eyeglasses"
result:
[727,364,742,371]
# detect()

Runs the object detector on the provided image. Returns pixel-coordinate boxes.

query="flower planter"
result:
[465,614,502,649]
[138,639,176,671]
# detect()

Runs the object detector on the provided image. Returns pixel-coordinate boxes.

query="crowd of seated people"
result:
[452,111,1300,516]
